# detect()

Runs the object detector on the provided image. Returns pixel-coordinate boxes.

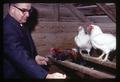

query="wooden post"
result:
[53,3,59,21]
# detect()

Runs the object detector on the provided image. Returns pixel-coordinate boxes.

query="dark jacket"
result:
[3,14,48,79]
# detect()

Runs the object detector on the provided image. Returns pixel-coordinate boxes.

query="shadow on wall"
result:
[24,7,39,33]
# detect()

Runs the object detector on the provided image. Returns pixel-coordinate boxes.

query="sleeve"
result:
[4,27,48,79]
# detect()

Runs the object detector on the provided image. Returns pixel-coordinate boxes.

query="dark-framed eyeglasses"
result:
[13,5,32,14]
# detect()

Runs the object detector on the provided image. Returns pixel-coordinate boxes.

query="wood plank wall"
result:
[3,3,116,56]
[31,22,116,56]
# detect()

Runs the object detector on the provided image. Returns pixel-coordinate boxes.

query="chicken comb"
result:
[50,48,60,52]
[50,48,55,51]
[88,24,93,28]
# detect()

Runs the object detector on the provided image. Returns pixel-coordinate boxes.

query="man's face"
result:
[12,3,32,23]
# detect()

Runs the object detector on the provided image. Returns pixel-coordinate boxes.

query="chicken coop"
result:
[3,3,116,79]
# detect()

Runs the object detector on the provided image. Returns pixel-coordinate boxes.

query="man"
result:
[3,3,66,79]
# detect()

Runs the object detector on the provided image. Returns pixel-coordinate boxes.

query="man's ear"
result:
[9,5,15,14]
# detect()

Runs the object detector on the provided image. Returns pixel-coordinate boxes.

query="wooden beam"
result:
[48,56,115,79]
[64,4,93,24]
[96,3,116,22]
[81,54,116,69]
[87,15,114,23]
[76,3,114,9]
[77,7,106,16]
[77,5,97,9]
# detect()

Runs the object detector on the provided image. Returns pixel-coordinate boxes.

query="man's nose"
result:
[25,11,30,17]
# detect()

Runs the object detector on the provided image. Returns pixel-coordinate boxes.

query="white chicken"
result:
[74,26,92,56]
[87,24,116,62]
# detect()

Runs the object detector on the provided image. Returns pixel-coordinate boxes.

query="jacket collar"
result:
[5,14,22,28]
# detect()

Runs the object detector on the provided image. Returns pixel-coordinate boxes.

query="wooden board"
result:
[48,56,115,79]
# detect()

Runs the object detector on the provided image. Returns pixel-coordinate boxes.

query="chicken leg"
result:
[86,49,91,56]
[94,52,110,63]
[102,53,110,62]
[80,49,90,56]
[80,50,83,56]
[94,52,105,61]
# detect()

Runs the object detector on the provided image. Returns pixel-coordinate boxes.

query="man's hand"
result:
[35,55,49,65]
[46,72,66,79]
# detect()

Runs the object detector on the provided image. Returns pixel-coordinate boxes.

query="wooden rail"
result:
[81,54,116,69]
[48,56,115,79]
